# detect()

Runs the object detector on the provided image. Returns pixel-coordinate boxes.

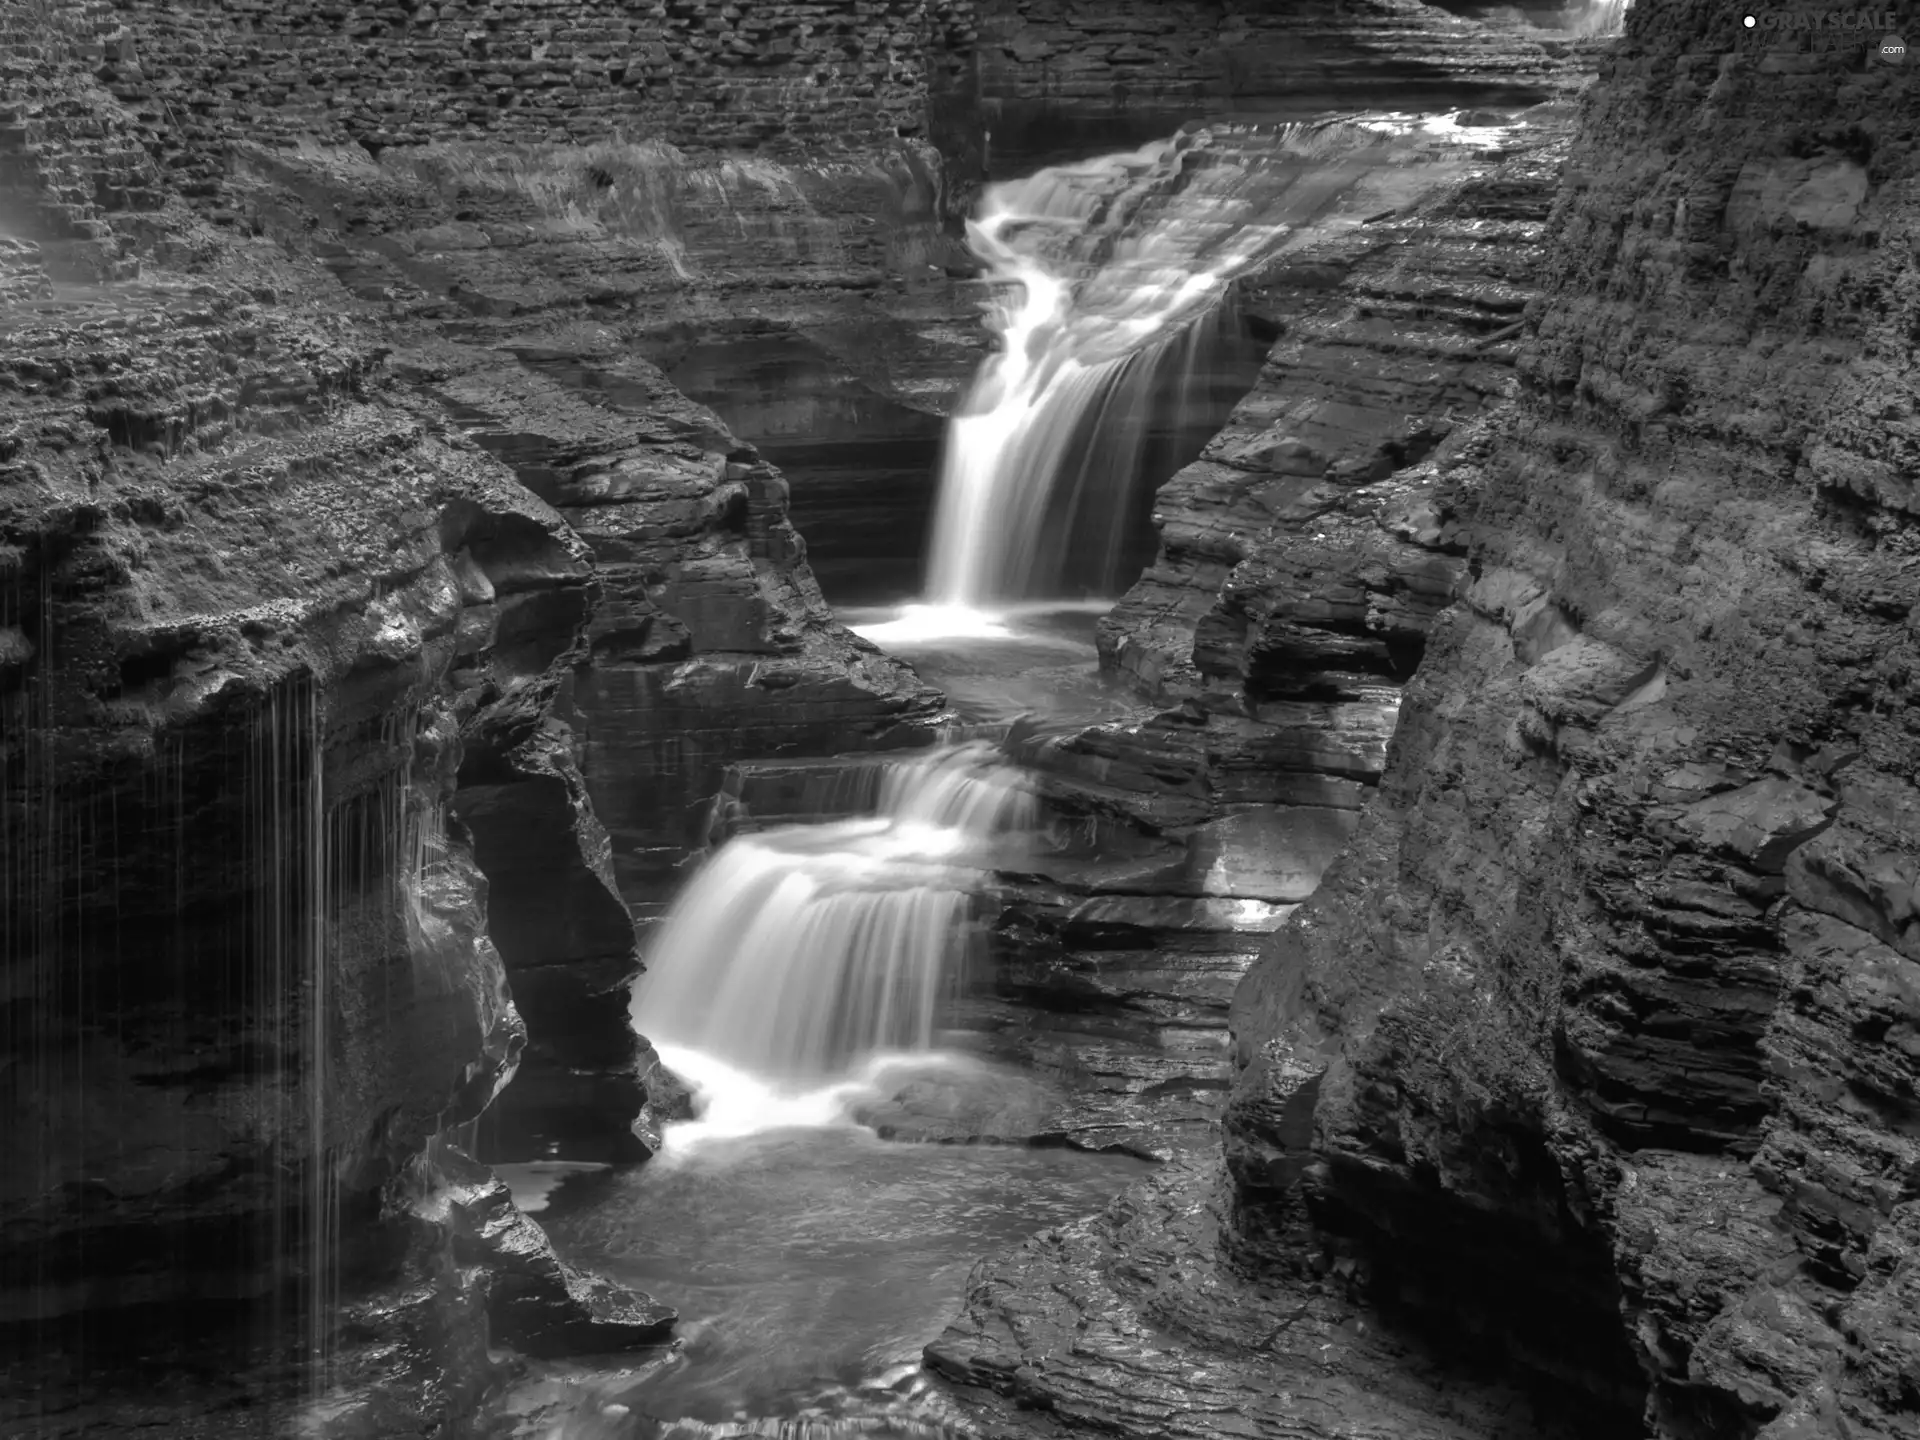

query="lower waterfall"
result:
[630,742,1034,1146]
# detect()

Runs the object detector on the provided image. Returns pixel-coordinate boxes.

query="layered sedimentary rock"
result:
[0,0,157,279]
[0,228,683,1436]
[397,329,944,907]
[4,0,959,1338]
[91,0,975,161]
[927,1156,1599,1440]
[27,0,964,1164]
[972,0,1586,167]
[1225,8,1920,1432]
[0,6,682,1427]
[1038,107,1573,976]
[939,7,1920,1440]
[0,249,533,1314]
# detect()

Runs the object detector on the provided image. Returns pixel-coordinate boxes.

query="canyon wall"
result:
[2,0,956,1425]
[7,0,969,1169]
[974,0,1567,107]
[1226,5,1920,1435]
[88,0,973,160]
[967,0,1577,169]
[932,8,1917,1440]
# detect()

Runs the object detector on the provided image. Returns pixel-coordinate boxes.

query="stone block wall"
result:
[89,0,976,167]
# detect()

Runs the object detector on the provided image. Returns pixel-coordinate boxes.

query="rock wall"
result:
[91,0,974,173]
[1,2,699,1425]
[0,245,545,1316]
[2,0,956,1284]
[1226,6,1920,1435]
[970,0,1573,156]
[1069,110,1571,917]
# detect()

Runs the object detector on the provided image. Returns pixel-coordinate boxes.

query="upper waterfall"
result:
[908,120,1426,626]
[1572,0,1629,35]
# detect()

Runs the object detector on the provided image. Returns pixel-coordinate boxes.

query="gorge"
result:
[5,2,1917,1440]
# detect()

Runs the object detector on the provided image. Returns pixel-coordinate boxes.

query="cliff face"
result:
[2,0,965,1173]
[1,0,955,1421]
[1227,7,1920,1435]
[1054,111,1573,939]
[0,229,554,1302]
[970,0,1583,168]
[93,0,974,161]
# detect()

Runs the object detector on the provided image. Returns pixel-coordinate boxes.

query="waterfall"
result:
[1572,0,1629,35]
[883,120,1417,638]
[631,743,1033,1144]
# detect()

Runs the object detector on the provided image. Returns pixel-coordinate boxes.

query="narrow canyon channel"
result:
[489,111,1585,1437]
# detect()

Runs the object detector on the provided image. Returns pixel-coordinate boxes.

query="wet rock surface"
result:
[924,8,1920,1440]
[1222,9,1920,1431]
[1015,113,1580,948]
[383,327,947,917]
[0,250,558,1317]
[927,1156,1596,1440]
[852,114,1580,1178]
[429,1143,677,1357]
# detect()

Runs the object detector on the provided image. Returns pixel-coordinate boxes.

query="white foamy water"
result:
[921,120,1422,618]
[631,743,1034,1147]
[1572,0,1629,35]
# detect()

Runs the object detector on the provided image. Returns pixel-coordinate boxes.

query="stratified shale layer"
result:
[972,112,1576,1152]
[401,325,946,913]
[0,256,541,1315]
[970,0,1587,169]
[937,8,1920,1440]
[7,0,964,1166]
[1226,6,1920,1432]
[87,0,975,161]
[5,0,960,1382]
[976,0,1569,108]
[0,223,678,1435]
[0,6,675,1427]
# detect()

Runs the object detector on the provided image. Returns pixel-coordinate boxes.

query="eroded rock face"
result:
[1226,9,1920,1435]
[0,259,571,1322]
[1069,110,1574,916]
[973,0,1588,167]
[927,1157,1600,1440]
[101,0,975,162]
[1,13,683,1420]
[381,324,948,923]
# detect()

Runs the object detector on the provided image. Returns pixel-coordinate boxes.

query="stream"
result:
[492,113,1491,1439]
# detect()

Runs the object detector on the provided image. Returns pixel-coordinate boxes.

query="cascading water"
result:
[631,742,1034,1146]
[1572,0,1629,35]
[862,120,1422,645]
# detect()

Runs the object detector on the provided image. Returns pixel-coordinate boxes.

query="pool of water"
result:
[506,1128,1151,1436]
[843,603,1147,737]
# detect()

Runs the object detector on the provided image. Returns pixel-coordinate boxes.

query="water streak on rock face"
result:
[631,742,1033,1110]
[921,121,1432,617]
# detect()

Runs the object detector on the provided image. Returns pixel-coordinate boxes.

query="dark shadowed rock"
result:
[1222,7,1920,1436]
[426,1144,675,1358]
